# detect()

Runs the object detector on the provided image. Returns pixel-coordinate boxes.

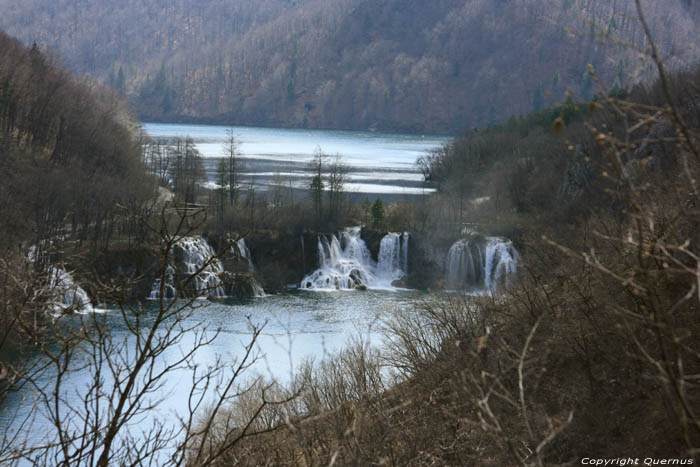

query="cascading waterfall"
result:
[483,239,518,292]
[402,233,409,273]
[233,238,265,297]
[149,236,227,299]
[445,236,518,293]
[50,267,95,314]
[148,265,177,300]
[26,243,97,315]
[245,278,266,298]
[301,228,409,290]
[376,233,410,284]
[302,228,375,290]
[236,238,255,272]
[445,239,485,290]
[177,236,227,298]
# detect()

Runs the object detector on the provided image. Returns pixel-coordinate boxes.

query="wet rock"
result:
[232,273,265,298]
[360,228,386,262]
[349,269,364,287]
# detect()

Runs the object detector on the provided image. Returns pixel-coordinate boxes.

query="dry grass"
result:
[190,54,700,467]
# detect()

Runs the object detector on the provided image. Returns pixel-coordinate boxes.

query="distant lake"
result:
[143,123,451,196]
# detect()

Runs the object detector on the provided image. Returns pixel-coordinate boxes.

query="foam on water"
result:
[301,228,409,290]
[445,236,518,294]
[49,268,96,315]
[149,236,226,299]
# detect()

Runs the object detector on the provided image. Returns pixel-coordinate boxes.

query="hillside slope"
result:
[0,30,154,252]
[1,0,698,133]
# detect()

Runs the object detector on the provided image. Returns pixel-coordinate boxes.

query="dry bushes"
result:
[191,41,700,467]
[193,210,699,465]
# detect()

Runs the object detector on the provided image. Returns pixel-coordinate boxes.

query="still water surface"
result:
[143,122,450,195]
[1,290,419,458]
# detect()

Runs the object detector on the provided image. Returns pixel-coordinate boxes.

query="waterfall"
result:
[445,236,518,293]
[401,233,409,273]
[149,265,177,300]
[236,238,255,272]
[149,236,227,299]
[301,228,409,290]
[26,241,98,314]
[50,267,95,314]
[234,239,264,296]
[445,239,485,290]
[244,277,266,298]
[177,237,227,298]
[376,232,409,284]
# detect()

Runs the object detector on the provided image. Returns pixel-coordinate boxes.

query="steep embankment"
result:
[0,0,698,132]
[0,28,156,372]
[0,30,154,253]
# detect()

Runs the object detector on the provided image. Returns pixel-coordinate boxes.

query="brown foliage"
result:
[2,1,699,132]
[0,31,155,255]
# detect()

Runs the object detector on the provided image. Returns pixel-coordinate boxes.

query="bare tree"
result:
[327,154,347,225]
[0,208,291,467]
[224,129,240,207]
[308,147,327,227]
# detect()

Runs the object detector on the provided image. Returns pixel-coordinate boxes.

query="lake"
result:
[0,123,452,463]
[0,290,421,463]
[143,123,450,197]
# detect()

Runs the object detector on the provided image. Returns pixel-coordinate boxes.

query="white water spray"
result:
[483,239,518,292]
[301,228,409,290]
[50,268,95,315]
[235,238,255,272]
[445,236,518,293]
[149,236,227,299]
[148,265,177,300]
[376,233,410,284]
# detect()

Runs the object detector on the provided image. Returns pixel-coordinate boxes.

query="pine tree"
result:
[371,198,385,230]
[116,67,125,92]
[361,197,372,226]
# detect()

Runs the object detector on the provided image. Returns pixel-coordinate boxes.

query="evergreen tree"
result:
[371,198,385,230]
[29,41,44,68]
[116,66,125,92]
[532,83,544,112]
[361,197,372,226]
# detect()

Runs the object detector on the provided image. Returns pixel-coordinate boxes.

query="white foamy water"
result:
[49,267,95,315]
[301,228,409,290]
[149,236,227,299]
[445,236,518,294]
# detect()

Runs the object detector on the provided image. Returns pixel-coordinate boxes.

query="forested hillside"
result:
[0,30,154,254]
[1,0,698,133]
